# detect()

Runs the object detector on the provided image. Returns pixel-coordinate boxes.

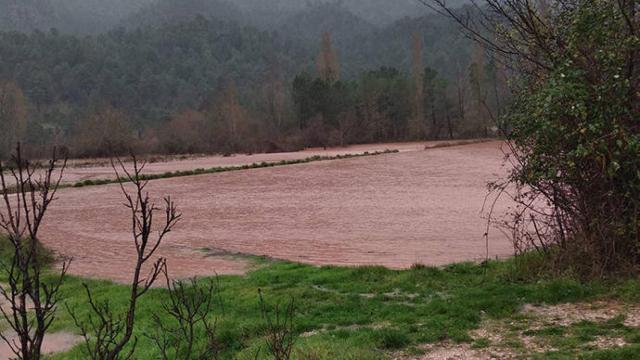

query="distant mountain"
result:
[0,0,57,32]
[276,3,376,49]
[0,0,153,33]
[269,3,472,79]
[346,13,473,79]
[234,0,429,26]
[0,0,472,35]
[122,0,244,30]
[334,0,428,25]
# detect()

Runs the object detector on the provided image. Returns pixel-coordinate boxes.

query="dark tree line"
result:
[0,5,509,159]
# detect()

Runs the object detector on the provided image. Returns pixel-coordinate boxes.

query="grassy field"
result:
[3,254,629,359]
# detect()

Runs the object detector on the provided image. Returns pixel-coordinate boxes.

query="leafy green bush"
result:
[500,1,640,278]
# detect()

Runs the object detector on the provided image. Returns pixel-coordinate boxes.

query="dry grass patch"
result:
[400,300,640,359]
[521,301,640,328]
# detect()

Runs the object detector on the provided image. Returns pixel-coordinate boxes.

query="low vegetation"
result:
[0,246,639,359]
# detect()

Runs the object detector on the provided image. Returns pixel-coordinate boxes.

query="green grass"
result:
[32,258,640,359]
[69,150,399,189]
[1,235,639,358]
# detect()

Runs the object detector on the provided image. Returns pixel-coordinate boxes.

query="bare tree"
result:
[68,153,181,359]
[264,62,288,134]
[207,80,250,154]
[316,32,340,83]
[410,32,425,139]
[335,110,358,146]
[0,83,28,160]
[258,290,296,360]
[454,62,467,130]
[0,143,69,360]
[147,265,220,360]
[74,106,133,158]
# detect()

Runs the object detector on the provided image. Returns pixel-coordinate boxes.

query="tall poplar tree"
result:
[316,32,340,84]
[0,82,28,158]
[410,32,425,139]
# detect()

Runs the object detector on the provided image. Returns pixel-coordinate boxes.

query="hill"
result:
[276,3,376,49]
[0,0,152,33]
[121,0,244,30]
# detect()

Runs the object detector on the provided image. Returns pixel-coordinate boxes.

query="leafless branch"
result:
[0,143,69,360]
[70,151,181,360]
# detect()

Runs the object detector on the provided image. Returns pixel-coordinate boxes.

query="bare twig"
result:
[70,151,181,360]
[258,289,296,360]
[0,143,69,360]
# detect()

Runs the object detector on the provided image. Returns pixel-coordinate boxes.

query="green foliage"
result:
[373,328,410,349]
[1,234,637,358]
[505,1,640,277]
[292,66,451,145]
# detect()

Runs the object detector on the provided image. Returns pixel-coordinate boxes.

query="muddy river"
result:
[37,141,514,282]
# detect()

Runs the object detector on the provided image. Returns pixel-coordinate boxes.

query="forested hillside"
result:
[0,0,471,33]
[0,0,153,34]
[0,0,501,158]
[122,0,245,29]
[234,0,469,26]
[276,3,376,51]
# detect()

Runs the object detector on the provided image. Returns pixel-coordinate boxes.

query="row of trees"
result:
[0,5,507,159]
[0,31,507,159]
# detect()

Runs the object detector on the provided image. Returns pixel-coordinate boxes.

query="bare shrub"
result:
[302,115,329,148]
[158,110,209,154]
[147,265,221,360]
[68,153,181,359]
[0,143,69,360]
[258,290,296,360]
[74,107,134,158]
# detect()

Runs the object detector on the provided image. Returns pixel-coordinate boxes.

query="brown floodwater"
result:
[54,139,487,184]
[37,141,514,282]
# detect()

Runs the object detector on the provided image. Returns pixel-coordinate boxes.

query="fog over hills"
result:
[122,0,245,29]
[277,3,376,48]
[0,0,153,33]
[233,0,430,26]
[0,0,470,34]
[0,0,474,81]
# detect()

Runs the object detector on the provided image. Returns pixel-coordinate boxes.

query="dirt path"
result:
[38,141,514,282]
[0,332,81,359]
